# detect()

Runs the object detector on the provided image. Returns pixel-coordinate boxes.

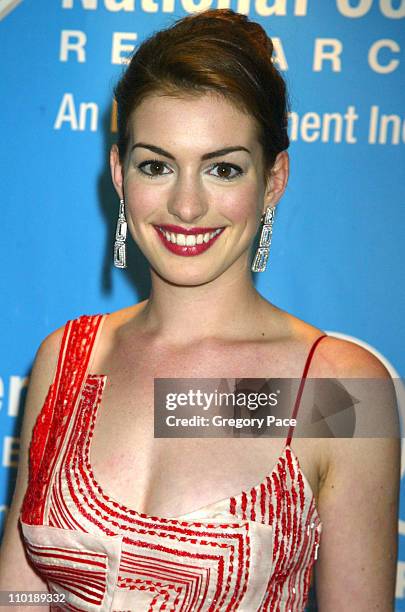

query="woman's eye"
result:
[137,160,172,178]
[136,160,243,181]
[208,163,244,181]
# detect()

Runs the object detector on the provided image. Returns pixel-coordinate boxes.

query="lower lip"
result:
[153,226,225,257]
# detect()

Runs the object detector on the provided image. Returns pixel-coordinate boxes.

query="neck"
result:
[136,258,273,345]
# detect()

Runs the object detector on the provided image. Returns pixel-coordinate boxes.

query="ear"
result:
[263,150,289,214]
[110,144,124,199]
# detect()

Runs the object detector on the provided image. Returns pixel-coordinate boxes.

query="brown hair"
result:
[113,9,290,182]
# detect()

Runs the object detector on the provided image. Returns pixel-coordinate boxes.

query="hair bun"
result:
[186,9,274,58]
[246,22,275,57]
[114,7,289,169]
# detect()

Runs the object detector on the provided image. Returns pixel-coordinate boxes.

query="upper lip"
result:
[155,224,225,236]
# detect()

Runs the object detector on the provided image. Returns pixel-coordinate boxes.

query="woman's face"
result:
[111,91,285,285]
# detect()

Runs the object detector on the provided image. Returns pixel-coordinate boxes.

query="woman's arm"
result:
[314,341,400,611]
[0,325,65,597]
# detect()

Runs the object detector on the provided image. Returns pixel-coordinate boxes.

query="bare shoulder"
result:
[308,333,397,459]
[19,320,68,453]
[33,322,67,380]
[279,309,398,471]
[17,317,70,471]
[276,307,391,378]
[310,334,392,378]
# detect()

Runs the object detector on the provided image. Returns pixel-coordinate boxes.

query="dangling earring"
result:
[113,198,127,269]
[251,205,275,272]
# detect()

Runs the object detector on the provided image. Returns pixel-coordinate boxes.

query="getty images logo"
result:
[0,0,22,21]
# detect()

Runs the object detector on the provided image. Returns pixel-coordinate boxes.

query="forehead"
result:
[127,91,260,151]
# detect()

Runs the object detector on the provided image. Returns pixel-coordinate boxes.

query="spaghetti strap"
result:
[285,334,328,447]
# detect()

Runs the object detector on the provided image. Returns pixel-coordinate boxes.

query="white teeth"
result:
[186,235,196,246]
[158,227,223,246]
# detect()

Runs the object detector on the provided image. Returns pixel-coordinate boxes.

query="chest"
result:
[74,343,320,518]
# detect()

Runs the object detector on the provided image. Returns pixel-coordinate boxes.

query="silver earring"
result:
[251,205,275,272]
[113,198,127,269]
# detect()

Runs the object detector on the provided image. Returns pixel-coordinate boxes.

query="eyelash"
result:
[136,159,244,181]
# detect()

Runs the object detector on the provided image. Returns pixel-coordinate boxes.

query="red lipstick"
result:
[153,225,225,257]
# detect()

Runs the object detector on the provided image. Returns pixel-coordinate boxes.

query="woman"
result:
[0,8,400,611]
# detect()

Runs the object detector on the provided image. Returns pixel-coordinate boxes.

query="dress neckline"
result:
[82,371,322,527]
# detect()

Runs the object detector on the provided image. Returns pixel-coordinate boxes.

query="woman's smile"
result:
[112,90,272,280]
[153,223,226,256]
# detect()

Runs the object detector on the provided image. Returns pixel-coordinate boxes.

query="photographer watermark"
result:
[154,377,402,439]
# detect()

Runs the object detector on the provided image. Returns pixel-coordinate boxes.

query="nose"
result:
[166,173,209,224]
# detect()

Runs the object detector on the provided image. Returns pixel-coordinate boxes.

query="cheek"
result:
[124,179,158,220]
[217,183,261,224]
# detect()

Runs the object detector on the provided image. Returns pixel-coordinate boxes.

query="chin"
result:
[151,264,221,287]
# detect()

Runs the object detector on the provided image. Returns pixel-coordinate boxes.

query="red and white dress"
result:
[20,314,327,611]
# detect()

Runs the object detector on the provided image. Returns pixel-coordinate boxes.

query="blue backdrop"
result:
[1,0,404,607]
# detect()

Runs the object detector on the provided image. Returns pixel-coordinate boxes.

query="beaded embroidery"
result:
[20,314,326,611]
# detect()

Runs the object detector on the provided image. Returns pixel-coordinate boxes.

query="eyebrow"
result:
[130,142,251,160]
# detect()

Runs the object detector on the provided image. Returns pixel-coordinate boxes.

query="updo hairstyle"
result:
[114,8,290,185]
